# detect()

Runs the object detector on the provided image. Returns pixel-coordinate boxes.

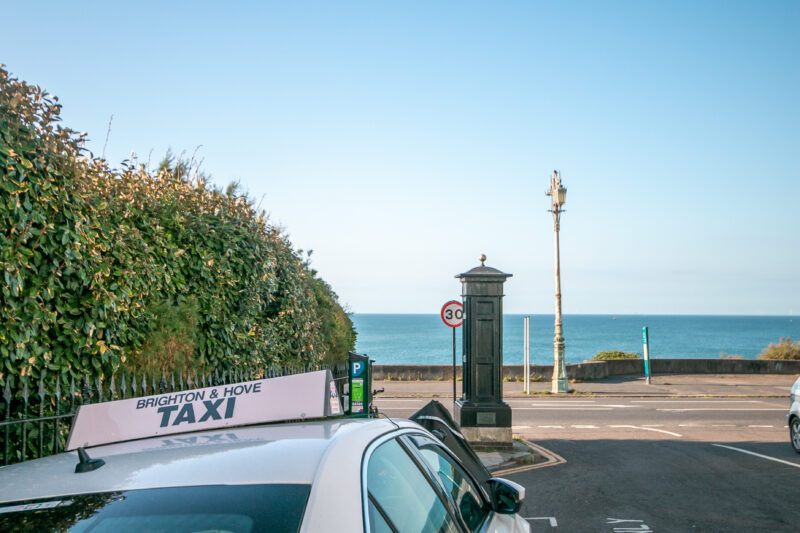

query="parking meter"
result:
[347,352,371,417]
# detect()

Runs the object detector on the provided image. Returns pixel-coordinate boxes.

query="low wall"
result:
[603,359,643,376]
[649,358,800,375]
[372,359,800,381]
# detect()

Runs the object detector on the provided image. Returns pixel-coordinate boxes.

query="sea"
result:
[352,314,799,366]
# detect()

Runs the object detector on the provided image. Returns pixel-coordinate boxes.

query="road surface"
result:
[376,396,800,531]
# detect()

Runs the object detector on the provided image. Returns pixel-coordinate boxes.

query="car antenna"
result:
[75,447,105,473]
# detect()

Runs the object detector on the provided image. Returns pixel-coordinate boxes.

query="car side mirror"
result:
[487,477,525,514]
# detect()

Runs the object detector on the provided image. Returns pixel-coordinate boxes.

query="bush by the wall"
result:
[593,350,640,360]
[758,338,800,361]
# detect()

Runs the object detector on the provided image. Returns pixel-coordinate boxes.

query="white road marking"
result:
[607,518,652,532]
[517,401,631,408]
[641,424,664,427]
[657,408,784,412]
[374,399,428,402]
[512,425,531,430]
[748,425,773,428]
[632,400,763,403]
[572,425,598,429]
[711,424,736,427]
[679,424,701,427]
[514,407,613,411]
[525,516,558,527]
[539,425,564,429]
[522,401,597,405]
[713,444,800,469]
[610,424,682,437]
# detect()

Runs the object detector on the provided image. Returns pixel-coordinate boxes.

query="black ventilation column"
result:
[454,255,513,448]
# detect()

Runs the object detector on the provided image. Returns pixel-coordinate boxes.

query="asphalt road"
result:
[512,438,800,532]
[377,396,791,442]
[376,396,800,531]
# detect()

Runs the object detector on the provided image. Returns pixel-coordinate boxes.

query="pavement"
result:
[373,373,799,471]
[375,372,798,399]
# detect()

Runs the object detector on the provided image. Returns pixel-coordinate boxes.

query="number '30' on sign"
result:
[440,301,463,328]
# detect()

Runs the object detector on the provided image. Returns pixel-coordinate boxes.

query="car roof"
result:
[0,417,408,504]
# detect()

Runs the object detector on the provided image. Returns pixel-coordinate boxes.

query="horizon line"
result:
[350,312,796,318]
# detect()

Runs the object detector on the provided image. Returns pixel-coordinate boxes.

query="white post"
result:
[523,316,530,393]
[643,326,651,385]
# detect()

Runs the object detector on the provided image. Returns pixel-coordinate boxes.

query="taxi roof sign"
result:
[67,370,342,451]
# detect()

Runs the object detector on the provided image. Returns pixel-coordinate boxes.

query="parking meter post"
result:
[347,352,371,418]
[642,327,651,385]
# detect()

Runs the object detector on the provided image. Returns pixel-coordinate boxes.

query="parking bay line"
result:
[712,444,800,469]
[525,517,558,527]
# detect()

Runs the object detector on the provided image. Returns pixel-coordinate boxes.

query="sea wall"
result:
[372,359,800,381]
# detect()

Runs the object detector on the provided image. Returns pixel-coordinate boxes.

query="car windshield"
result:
[0,484,310,533]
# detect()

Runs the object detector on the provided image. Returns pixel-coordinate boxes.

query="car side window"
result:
[367,494,395,533]
[366,438,458,533]
[407,434,490,532]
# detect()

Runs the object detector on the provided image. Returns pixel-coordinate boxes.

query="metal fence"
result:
[1,362,348,466]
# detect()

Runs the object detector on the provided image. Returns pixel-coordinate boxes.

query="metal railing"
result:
[1,362,348,466]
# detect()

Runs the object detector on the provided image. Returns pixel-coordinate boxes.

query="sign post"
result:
[642,326,651,385]
[523,316,531,394]
[440,300,464,411]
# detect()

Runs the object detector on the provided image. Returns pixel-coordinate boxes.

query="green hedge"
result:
[0,65,354,389]
[758,338,800,361]
[593,350,640,360]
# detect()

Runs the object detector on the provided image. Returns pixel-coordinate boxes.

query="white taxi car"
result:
[0,370,530,532]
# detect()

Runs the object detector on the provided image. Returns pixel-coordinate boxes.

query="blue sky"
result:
[2,1,798,315]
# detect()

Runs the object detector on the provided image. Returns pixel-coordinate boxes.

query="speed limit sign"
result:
[440,300,464,328]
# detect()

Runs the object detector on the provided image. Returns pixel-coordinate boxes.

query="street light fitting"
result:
[546,170,567,208]
[555,186,566,206]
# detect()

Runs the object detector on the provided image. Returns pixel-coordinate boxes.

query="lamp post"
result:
[546,170,568,393]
